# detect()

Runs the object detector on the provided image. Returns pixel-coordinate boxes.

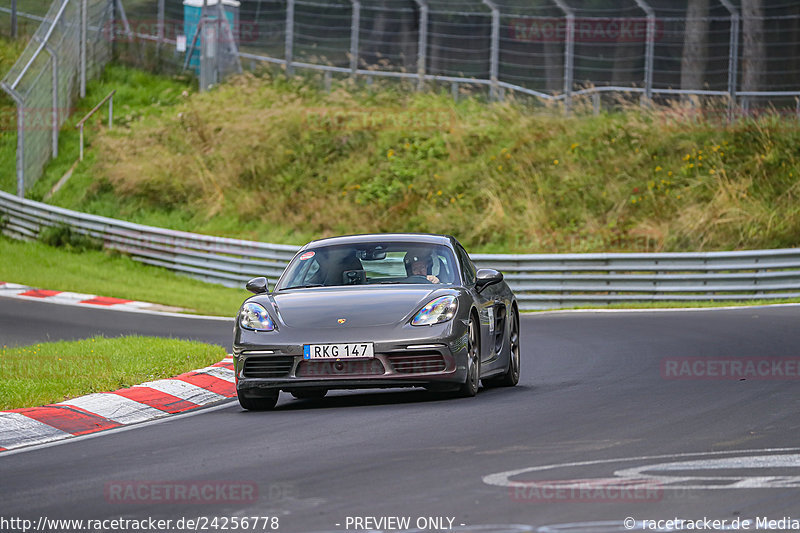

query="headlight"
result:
[239,302,275,331]
[411,295,458,326]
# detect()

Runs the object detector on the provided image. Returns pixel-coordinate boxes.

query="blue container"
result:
[183,0,240,72]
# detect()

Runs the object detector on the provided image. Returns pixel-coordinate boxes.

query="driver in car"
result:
[406,252,440,284]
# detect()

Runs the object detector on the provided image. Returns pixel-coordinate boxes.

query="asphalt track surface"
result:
[2,296,800,532]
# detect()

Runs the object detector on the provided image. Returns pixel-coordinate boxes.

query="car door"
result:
[455,244,494,364]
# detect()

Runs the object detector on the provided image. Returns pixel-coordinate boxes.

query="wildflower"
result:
[570,143,579,150]
[450,198,456,204]
[655,166,662,172]
[404,142,411,149]
[668,171,673,177]
[437,190,443,196]
[553,159,559,166]
[387,149,395,158]
[688,163,694,168]
[497,165,503,171]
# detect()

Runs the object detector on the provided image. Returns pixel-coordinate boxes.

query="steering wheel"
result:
[406,275,433,284]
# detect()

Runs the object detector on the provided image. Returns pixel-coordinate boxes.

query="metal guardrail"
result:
[2,190,799,310]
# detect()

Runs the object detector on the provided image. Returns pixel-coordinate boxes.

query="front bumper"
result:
[233,324,470,396]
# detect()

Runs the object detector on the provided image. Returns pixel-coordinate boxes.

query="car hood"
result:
[268,286,453,328]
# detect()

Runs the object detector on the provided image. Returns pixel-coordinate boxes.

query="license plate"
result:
[303,343,374,360]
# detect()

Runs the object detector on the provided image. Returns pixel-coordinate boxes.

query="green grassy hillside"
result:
[8,65,800,253]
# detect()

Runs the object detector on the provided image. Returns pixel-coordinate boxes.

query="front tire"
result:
[237,391,279,411]
[456,315,480,397]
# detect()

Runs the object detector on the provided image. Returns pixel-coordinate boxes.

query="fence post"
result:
[1,86,26,198]
[10,0,16,38]
[157,0,165,59]
[349,0,360,78]
[285,0,294,76]
[720,0,739,122]
[46,45,59,159]
[552,0,573,114]
[634,0,655,102]
[481,0,499,101]
[414,0,428,91]
[80,0,87,98]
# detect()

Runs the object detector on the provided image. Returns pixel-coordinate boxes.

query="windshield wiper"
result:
[285,284,324,289]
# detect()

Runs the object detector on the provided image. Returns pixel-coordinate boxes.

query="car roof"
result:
[302,233,456,249]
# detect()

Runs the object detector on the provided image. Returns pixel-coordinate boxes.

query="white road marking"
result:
[483,447,800,491]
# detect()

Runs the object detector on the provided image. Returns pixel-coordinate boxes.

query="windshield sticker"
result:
[299,251,315,261]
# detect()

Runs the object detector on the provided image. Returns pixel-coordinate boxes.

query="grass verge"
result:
[21,67,800,254]
[0,335,227,410]
[0,235,248,317]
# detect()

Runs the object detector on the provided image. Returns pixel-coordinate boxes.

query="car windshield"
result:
[277,242,459,289]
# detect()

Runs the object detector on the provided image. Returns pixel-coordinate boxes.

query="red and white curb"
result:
[0,356,236,452]
[0,281,186,313]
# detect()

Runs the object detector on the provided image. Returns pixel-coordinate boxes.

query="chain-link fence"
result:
[113,0,800,113]
[0,0,114,197]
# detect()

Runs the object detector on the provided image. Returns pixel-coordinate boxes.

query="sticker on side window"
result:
[299,251,316,261]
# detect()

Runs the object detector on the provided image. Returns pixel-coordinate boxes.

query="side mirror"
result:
[475,268,503,292]
[246,277,270,295]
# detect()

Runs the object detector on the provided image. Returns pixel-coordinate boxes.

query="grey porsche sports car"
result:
[232,233,520,410]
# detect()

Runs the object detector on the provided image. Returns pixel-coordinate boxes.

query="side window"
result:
[456,245,476,286]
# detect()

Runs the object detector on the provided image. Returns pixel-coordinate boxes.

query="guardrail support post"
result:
[414,0,428,91]
[481,0,500,102]
[720,0,739,123]
[285,0,295,77]
[349,0,360,79]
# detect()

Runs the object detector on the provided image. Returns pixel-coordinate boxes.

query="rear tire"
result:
[237,391,279,411]
[456,315,480,397]
[483,307,520,388]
